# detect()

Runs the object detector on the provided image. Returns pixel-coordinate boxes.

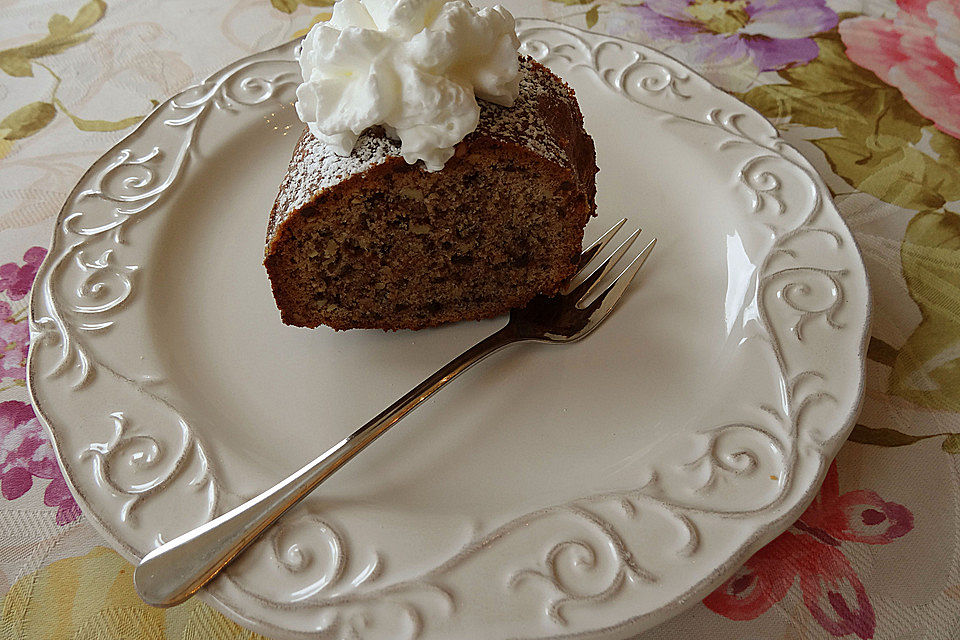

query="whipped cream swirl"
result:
[295,0,520,171]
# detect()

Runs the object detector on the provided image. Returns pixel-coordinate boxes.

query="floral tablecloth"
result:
[2,0,959,638]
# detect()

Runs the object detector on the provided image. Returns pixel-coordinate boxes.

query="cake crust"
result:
[265,58,598,330]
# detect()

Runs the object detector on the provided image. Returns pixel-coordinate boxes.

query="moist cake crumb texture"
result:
[265,58,598,330]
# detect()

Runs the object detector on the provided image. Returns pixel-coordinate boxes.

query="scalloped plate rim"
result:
[26,18,871,639]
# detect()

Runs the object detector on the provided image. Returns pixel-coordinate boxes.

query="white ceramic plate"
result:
[29,19,869,640]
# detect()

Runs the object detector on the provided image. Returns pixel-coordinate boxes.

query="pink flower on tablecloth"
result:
[0,400,80,525]
[0,301,29,382]
[625,0,837,72]
[43,475,81,526]
[0,247,46,302]
[705,462,914,638]
[840,0,960,139]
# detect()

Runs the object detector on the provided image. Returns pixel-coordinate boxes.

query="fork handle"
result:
[134,326,518,608]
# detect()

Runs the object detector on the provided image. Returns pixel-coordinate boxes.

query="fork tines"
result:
[568,218,656,310]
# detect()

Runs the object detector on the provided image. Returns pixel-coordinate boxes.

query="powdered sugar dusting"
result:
[481,58,572,167]
[276,133,400,215]
[270,58,580,233]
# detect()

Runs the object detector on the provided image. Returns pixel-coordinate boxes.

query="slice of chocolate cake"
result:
[264,58,597,330]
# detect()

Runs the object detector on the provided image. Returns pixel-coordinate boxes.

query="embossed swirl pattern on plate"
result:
[30,42,301,548]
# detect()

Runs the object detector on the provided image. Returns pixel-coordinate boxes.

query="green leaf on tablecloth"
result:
[890,210,960,410]
[0,131,13,160]
[72,0,107,30]
[272,0,335,13]
[293,12,333,38]
[0,0,105,77]
[47,13,72,36]
[4,32,95,67]
[585,6,599,28]
[53,99,143,132]
[812,135,960,210]
[868,336,899,367]
[0,51,33,76]
[942,434,960,453]
[0,102,56,139]
[739,30,960,212]
[742,32,931,137]
[847,424,928,447]
[50,96,159,133]
[930,126,960,166]
[64,111,144,132]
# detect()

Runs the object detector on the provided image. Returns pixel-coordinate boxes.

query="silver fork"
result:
[134,219,656,607]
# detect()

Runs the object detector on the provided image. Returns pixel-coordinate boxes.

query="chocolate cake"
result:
[265,58,597,330]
